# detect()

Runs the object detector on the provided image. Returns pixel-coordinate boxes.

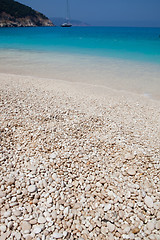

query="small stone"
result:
[50,153,57,159]
[63,231,68,237]
[21,221,31,231]
[38,216,46,224]
[124,226,131,233]
[108,233,114,240]
[0,224,7,232]
[156,220,160,230]
[33,227,42,234]
[11,196,17,202]
[147,220,155,231]
[0,232,8,240]
[73,181,79,187]
[125,153,134,160]
[30,219,37,225]
[144,196,153,208]
[141,189,146,198]
[14,232,21,240]
[101,226,108,235]
[127,168,136,176]
[28,164,37,171]
[104,204,112,211]
[10,202,18,207]
[4,210,12,218]
[28,185,37,193]
[13,210,22,217]
[88,224,93,231]
[8,221,13,230]
[76,224,82,231]
[25,235,32,240]
[96,182,102,187]
[33,199,38,204]
[47,197,53,204]
[42,180,47,187]
[129,233,135,239]
[64,207,69,217]
[0,191,6,198]
[149,234,160,240]
[85,185,91,191]
[52,232,63,238]
[52,173,57,181]
[119,210,125,218]
[107,222,115,232]
[7,177,15,185]
[52,210,57,219]
[154,201,160,210]
[44,230,49,236]
[132,227,140,234]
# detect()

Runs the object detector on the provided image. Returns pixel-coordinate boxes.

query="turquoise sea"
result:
[0,27,160,99]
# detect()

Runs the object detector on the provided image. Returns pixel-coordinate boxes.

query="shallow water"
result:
[0,27,160,99]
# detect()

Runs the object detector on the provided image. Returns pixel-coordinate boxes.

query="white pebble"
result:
[28,185,37,193]
[104,204,112,211]
[38,216,46,224]
[50,153,57,159]
[144,196,153,208]
[0,224,7,232]
[127,168,136,176]
[4,210,12,218]
[33,227,42,234]
[107,222,115,232]
[52,232,63,238]
[47,197,53,204]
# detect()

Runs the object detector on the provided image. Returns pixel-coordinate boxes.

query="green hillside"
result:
[0,0,47,19]
[0,0,54,27]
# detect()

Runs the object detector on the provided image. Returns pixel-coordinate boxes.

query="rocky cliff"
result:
[0,0,54,27]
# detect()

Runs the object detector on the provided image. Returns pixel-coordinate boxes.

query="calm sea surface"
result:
[0,27,160,99]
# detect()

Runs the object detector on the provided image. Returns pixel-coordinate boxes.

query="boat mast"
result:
[61,0,72,26]
[66,0,70,23]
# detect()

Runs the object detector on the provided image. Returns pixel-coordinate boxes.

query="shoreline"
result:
[0,72,160,103]
[0,48,160,101]
[0,72,160,239]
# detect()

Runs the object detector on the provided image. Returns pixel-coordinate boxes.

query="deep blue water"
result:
[0,26,160,64]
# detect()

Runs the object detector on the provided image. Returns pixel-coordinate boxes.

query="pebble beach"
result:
[0,73,160,240]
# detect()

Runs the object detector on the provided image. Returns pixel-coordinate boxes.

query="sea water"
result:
[0,27,160,99]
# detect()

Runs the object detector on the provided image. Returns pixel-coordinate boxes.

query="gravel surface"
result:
[0,73,160,240]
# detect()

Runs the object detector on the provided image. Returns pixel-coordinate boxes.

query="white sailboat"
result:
[61,0,72,27]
